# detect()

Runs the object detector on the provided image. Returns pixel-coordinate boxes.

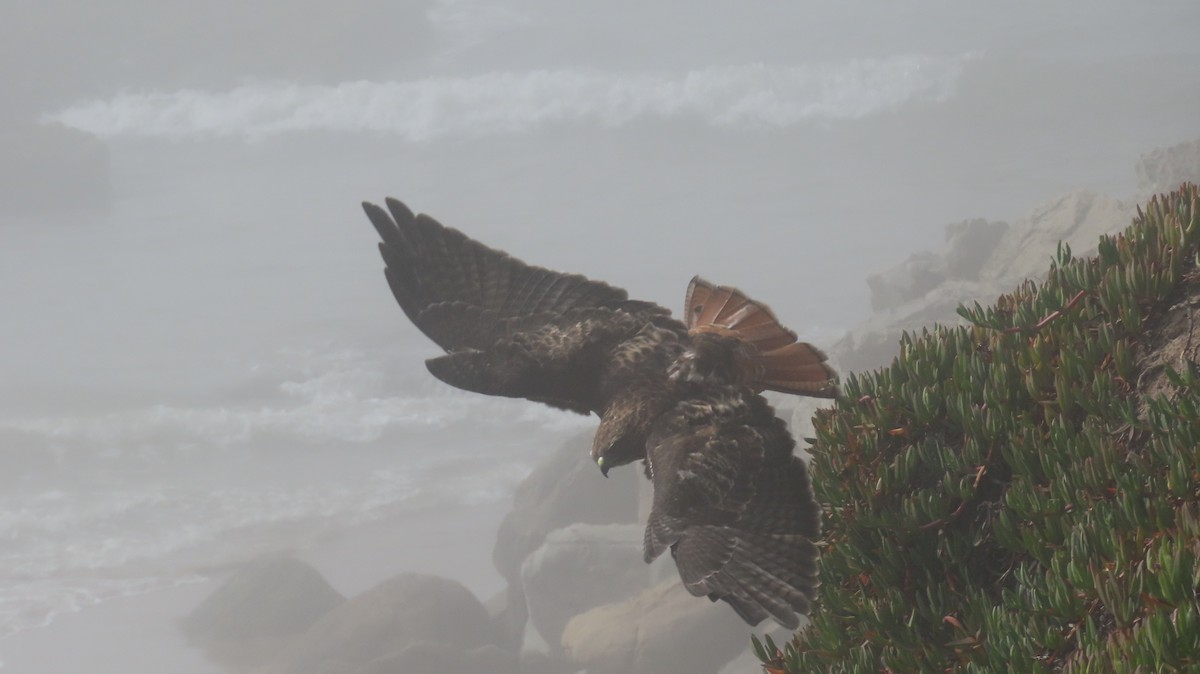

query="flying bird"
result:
[360,198,836,629]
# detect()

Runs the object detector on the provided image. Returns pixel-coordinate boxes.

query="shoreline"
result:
[295,501,509,601]
[0,501,507,674]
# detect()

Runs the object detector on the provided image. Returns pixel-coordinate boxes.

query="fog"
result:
[1,0,1198,671]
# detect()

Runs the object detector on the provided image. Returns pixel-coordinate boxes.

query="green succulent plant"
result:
[757,184,1200,673]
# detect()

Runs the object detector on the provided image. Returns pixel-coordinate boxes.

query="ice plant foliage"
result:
[758,184,1200,672]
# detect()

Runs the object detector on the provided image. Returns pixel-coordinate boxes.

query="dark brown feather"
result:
[362,198,678,413]
[643,389,821,628]
[363,199,639,352]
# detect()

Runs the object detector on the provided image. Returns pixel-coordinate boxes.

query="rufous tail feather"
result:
[684,276,837,398]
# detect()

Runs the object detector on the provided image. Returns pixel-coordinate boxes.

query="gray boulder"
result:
[183,557,344,640]
[1136,138,1200,192]
[493,433,641,584]
[490,432,641,649]
[943,218,1009,281]
[866,251,945,312]
[263,573,497,674]
[560,579,751,674]
[181,557,344,670]
[520,523,648,648]
[492,583,531,652]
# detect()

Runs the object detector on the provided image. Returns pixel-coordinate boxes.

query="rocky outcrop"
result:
[1135,139,1200,192]
[181,558,344,671]
[263,573,498,674]
[866,251,948,312]
[833,190,1134,373]
[836,138,1200,376]
[493,433,640,584]
[559,579,751,674]
[980,190,1132,284]
[490,432,640,648]
[520,523,648,648]
[865,218,1009,314]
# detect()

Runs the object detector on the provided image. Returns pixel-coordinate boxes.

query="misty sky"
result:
[4,2,1199,411]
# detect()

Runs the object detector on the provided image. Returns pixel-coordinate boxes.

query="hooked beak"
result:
[596,456,609,478]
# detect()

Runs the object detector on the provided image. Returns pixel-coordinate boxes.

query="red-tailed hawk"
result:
[361,198,836,628]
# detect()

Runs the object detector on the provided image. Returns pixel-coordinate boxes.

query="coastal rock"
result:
[833,189,1134,373]
[492,583,530,651]
[979,189,1132,286]
[490,431,640,649]
[943,218,1009,281]
[181,557,344,671]
[864,219,1006,313]
[1135,138,1200,192]
[483,585,525,651]
[832,278,1002,373]
[866,251,945,312]
[493,433,640,584]
[263,573,496,674]
[520,523,648,648]
[560,579,750,674]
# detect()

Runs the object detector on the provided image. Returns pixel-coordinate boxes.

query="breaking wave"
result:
[46,55,972,142]
[0,347,593,638]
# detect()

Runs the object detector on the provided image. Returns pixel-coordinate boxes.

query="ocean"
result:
[2,0,1198,667]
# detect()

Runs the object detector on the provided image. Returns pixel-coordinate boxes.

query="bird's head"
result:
[590,392,665,477]
[590,424,644,478]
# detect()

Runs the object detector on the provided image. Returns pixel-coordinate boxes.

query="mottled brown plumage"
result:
[360,197,836,628]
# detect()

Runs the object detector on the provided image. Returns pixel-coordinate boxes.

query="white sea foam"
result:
[0,576,205,639]
[45,56,972,142]
[1,348,590,457]
[0,346,592,638]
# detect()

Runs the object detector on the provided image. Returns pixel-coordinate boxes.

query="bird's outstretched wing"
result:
[362,198,674,413]
[643,389,821,629]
